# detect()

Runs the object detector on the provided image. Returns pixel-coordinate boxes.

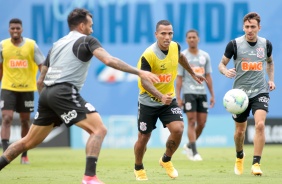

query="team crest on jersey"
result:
[199,56,206,65]
[139,122,147,131]
[256,48,265,58]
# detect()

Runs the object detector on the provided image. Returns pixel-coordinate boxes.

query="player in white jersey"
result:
[176,29,215,161]
[218,12,275,176]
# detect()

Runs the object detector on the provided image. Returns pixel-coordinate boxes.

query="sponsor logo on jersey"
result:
[192,66,205,75]
[9,59,28,68]
[241,62,263,71]
[160,63,167,70]
[158,74,172,83]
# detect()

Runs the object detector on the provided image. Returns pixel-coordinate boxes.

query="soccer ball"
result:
[223,89,249,114]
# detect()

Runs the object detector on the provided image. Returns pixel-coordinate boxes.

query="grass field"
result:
[0,145,281,184]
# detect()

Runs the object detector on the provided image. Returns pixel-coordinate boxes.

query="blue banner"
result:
[0,0,281,118]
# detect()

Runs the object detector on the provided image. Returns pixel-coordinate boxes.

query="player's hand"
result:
[210,96,215,108]
[191,74,207,84]
[224,68,236,78]
[268,81,276,91]
[176,98,183,108]
[161,93,173,105]
[139,70,160,84]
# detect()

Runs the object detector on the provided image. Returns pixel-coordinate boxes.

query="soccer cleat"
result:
[159,157,178,178]
[82,175,104,184]
[251,163,263,176]
[20,156,30,164]
[134,169,148,181]
[183,144,193,160]
[234,153,245,175]
[191,153,203,161]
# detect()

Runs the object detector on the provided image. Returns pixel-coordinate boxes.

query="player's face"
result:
[83,15,93,35]
[9,23,23,41]
[243,19,261,42]
[186,32,199,49]
[155,24,173,50]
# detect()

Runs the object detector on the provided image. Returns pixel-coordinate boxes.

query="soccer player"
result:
[0,8,159,184]
[0,18,44,164]
[134,20,206,181]
[218,12,275,176]
[176,29,215,161]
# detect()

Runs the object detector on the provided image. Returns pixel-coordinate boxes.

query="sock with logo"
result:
[252,156,261,165]
[236,150,244,159]
[1,139,9,152]
[85,156,97,176]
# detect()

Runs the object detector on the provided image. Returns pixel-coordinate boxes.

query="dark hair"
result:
[186,29,199,37]
[243,12,261,25]
[156,20,171,31]
[67,8,92,30]
[9,18,22,26]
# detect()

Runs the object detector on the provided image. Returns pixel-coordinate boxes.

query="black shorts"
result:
[33,83,97,127]
[0,89,34,113]
[183,94,208,113]
[233,93,269,123]
[137,99,183,134]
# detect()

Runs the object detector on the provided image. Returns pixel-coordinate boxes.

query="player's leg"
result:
[0,124,54,170]
[250,93,269,176]
[1,89,16,152]
[159,100,183,178]
[19,112,31,164]
[17,91,34,164]
[76,112,107,184]
[133,102,156,181]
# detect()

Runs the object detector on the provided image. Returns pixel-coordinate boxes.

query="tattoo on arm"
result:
[178,54,195,76]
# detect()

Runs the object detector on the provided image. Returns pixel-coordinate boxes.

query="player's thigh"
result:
[0,89,17,110]
[196,94,208,113]
[16,91,34,113]
[75,112,106,134]
[159,99,183,129]
[183,94,197,112]
[137,102,159,134]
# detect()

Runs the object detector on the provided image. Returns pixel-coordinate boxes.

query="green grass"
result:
[0,145,281,184]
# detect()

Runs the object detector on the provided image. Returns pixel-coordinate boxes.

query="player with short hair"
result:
[176,29,215,161]
[218,12,275,176]
[0,18,44,164]
[134,20,206,181]
[0,8,159,184]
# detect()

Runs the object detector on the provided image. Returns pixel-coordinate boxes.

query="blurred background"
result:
[0,0,281,149]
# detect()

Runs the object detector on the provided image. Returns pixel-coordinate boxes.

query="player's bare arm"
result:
[266,55,275,91]
[0,63,3,81]
[205,73,215,108]
[37,65,48,93]
[218,55,236,78]
[93,47,159,83]
[175,76,183,107]
[179,53,206,84]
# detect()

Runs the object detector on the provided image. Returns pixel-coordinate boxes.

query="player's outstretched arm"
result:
[179,53,206,84]
[93,47,159,84]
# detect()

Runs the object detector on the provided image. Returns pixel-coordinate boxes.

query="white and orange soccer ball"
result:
[223,89,249,114]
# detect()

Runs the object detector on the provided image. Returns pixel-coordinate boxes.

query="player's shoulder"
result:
[23,37,36,43]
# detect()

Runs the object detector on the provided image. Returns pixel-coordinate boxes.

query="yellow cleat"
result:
[134,169,148,181]
[159,158,178,179]
[251,163,263,176]
[234,155,244,175]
